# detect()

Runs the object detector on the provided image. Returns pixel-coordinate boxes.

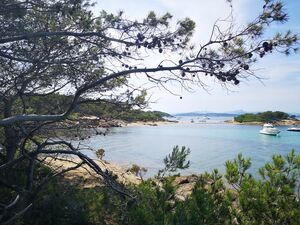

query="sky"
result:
[94,0,300,114]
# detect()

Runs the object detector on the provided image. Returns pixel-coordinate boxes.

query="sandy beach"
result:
[126,120,179,127]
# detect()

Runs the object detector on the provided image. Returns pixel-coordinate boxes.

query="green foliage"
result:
[95,148,105,159]
[1,0,300,224]
[129,164,147,179]
[225,153,252,187]
[116,110,170,122]
[226,150,300,224]
[22,184,121,225]
[68,112,80,120]
[172,170,235,225]
[125,178,176,225]
[234,111,291,123]
[158,145,191,179]
[126,150,300,225]
[12,93,170,122]
[3,150,299,225]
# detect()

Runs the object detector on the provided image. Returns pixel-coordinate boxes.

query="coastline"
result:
[45,156,142,187]
[49,117,300,139]
[125,120,178,127]
[44,117,300,200]
[224,119,300,126]
[46,156,197,200]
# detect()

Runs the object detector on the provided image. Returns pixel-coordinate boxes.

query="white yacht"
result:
[287,127,300,132]
[259,123,280,136]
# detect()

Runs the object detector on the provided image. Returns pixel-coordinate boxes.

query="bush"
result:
[4,150,299,225]
[124,150,300,225]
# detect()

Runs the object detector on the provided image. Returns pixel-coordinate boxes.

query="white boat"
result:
[259,123,280,136]
[287,127,300,132]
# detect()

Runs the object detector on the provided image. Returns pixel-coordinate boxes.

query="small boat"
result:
[259,123,280,136]
[287,127,300,132]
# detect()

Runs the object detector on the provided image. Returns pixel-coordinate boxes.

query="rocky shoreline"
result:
[55,117,178,129]
[38,118,178,138]
[45,118,300,201]
[46,156,142,187]
[46,156,197,200]
[63,117,300,128]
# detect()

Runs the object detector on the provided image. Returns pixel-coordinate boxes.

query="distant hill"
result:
[225,110,247,115]
[290,113,300,118]
[173,112,239,117]
[172,110,300,119]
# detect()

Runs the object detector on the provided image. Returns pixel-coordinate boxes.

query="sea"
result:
[79,116,300,178]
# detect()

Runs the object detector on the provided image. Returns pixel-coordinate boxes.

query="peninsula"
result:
[228,111,300,125]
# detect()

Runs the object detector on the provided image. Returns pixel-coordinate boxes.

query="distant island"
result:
[173,112,240,117]
[232,111,300,125]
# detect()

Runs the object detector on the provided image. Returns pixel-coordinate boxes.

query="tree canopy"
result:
[0,0,299,223]
[234,111,292,123]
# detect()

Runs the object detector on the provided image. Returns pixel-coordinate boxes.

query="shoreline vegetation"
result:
[64,114,300,129]
[46,156,196,200]
[49,109,300,208]
[42,149,300,225]
[52,116,300,132]
[227,111,300,126]
[51,110,300,194]
[20,94,300,127]
[2,0,300,224]
[4,92,300,224]
[225,119,300,126]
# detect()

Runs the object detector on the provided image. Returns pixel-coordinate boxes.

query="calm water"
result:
[80,116,300,177]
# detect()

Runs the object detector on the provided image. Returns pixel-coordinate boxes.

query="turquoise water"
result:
[81,117,300,177]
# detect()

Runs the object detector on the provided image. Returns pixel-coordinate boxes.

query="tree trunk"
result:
[2,99,19,162]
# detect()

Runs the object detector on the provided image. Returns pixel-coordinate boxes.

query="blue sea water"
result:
[80,116,300,177]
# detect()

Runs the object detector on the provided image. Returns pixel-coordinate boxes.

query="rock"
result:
[44,157,141,188]
[172,175,198,200]
[178,178,189,185]
[174,174,198,185]
[46,157,202,199]
[175,182,195,200]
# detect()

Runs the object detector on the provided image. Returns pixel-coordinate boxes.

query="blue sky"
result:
[95,0,300,113]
